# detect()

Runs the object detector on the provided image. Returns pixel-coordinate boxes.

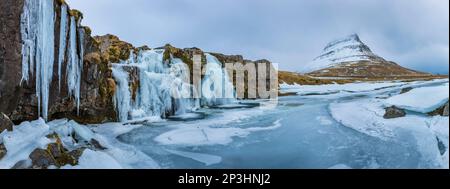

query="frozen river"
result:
[117,80,449,169]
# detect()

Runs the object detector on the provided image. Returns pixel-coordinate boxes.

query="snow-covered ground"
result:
[0,119,159,169]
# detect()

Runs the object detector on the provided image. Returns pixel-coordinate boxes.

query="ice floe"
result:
[385,83,449,113]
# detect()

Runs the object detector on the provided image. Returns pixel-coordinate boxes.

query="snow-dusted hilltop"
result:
[301,34,430,78]
[303,34,384,72]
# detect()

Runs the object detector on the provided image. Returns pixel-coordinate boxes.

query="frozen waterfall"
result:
[111,50,200,122]
[201,53,236,106]
[20,0,55,120]
[112,65,132,122]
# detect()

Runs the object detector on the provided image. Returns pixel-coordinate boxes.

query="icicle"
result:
[20,0,55,120]
[77,21,85,114]
[20,0,38,84]
[57,4,68,91]
[112,65,132,122]
[67,16,82,115]
[111,50,201,122]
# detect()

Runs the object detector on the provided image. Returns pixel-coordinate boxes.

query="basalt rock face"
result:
[53,30,118,124]
[384,106,406,119]
[158,45,277,99]
[0,113,13,133]
[209,53,276,99]
[0,0,120,124]
[0,0,25,119]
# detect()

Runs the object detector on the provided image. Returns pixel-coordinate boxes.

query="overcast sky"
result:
[66,0,449,74]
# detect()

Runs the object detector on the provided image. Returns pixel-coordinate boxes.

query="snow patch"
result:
[328,164,352,169]
[62,149,122,169]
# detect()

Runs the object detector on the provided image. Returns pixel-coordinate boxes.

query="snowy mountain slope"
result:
[302,34,384,72]
[301,34,430,78]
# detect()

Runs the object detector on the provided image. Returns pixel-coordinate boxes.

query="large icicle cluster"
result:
[20,0,84,120]
[111,50,201,122]
[20,0,55,120]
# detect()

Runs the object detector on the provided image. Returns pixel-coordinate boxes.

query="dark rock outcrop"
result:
[428,101,449,117]
[400,87,413,94]
[0,0,25,119]
[444,102,449,117]
[0,143,6,160]
[384,106,406,119]
[0,113,13,133]
[29,148,57,169]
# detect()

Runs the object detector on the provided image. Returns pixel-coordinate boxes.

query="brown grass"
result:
[278,71,448,86]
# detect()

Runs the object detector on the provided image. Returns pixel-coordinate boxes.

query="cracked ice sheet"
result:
[155,119,282,146]
[329,98,448,168]
[153,104,266,146]
[165,149,222,166]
